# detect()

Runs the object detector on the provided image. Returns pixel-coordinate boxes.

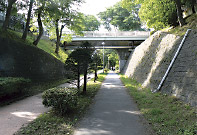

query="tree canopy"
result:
[122,0,196,30]
[98,2,142,31]
[82,15,101,31]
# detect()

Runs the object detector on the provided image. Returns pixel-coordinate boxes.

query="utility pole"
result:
[102,42,105,73]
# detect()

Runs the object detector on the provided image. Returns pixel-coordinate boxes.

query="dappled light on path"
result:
[74,73,150,135]
[75,128,111,135]
[11,111,41,121]
[0,94,49,135]
[117,110,141,115]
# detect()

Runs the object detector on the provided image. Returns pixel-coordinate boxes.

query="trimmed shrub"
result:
[42,87,78,115]
[0,77,31,98]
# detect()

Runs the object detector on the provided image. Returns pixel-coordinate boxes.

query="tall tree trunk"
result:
[55,23,64,54]
[77,64,80,90]
[22,0,34,40]
[33,8,43,46]
[174,0,185,27]
[191,0,196,13]
[2,0,17,31]
[94,64,98,82]
[83,65,88,93]
[55,19,60,54]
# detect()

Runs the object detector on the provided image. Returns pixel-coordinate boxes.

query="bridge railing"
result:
[63,31,150,37]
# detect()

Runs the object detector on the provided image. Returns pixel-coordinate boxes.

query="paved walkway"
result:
[74,73,151,135]
[0,94,48,135]
[0,71,101,135]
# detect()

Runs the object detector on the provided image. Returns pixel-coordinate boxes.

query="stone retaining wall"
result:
[123,30,197,106]
[0,37,66,82]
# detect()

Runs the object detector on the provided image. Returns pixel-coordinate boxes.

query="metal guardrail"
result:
[67,31,150,37]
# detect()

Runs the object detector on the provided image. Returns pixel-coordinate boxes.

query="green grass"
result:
[119,74,197,135]
[0,28,68,63]
[15,73,107,135]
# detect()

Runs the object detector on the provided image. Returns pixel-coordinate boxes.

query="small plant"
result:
[104,68,109,73]
[42,87,78,115]
[0,77,31,98]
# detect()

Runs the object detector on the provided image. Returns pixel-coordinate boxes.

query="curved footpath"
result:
[74,72,152,135]
[0,71,102,135]
[0,94,48,135]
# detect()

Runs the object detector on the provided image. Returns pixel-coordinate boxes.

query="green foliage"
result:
[138,0,177,30]
[169,14,197,36]
[120,74,197,135]
[16,73,107,135]
[98,2,142,31]
[82,14,101,31]
[0,77,31,98]
[0,28,69,63]
[104,68,109,73]
[98,49,119,69]
[65,42,94,91]
[42,87,78,115]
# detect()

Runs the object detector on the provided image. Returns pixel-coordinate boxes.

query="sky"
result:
[78,0,121,16]
[76,0,121,31]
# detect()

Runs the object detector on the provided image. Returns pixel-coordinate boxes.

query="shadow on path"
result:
[74,72,152,135]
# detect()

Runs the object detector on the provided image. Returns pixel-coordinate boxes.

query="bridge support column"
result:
[116,49,131,72]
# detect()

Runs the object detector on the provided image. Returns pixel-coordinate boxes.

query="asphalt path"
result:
[0,94,48,135]
[0,71,102,135]
[74,72,151,135]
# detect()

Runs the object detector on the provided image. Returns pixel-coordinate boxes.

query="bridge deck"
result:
[64,31,150,49]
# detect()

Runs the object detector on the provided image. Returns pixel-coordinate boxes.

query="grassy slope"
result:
[0,28,68,63]
[0,29,69,105]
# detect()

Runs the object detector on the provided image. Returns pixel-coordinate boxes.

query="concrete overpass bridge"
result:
[64,31,150,71]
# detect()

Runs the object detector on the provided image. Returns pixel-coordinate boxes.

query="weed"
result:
[119,74,197,135]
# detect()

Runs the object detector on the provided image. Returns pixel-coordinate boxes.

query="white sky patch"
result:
[76,0,121,31]
[78,0,121,16]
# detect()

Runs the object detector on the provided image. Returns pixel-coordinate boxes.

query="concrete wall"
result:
[123,30,197,106]
[0,37,66,82]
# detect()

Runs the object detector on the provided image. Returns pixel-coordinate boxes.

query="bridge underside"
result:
[65,40,144,50]
[64,37,147,72]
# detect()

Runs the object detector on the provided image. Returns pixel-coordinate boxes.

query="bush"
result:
[0,77,31,98]
[42,87,78,115]
[115,65,119,71]
[104,68,110,73]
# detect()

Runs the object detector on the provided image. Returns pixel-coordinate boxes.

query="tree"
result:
[98,2,142,31]
[44,0,82,54]
[65,56,81,89]
[174,0,185,26]
[33,0,45,46]
[136,0,177,30]
[107,50,119,69]
[91,50,102,82]
[2,0,17,31]
[82,15,101,31]
[0,0,7,12]
[22,0,34,40]
[65,42,93,93]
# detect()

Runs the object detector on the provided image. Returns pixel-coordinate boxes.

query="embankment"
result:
[123,30,197,106]
[0,37,66,81]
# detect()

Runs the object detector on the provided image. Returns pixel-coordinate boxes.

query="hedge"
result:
[0,77,31,98]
